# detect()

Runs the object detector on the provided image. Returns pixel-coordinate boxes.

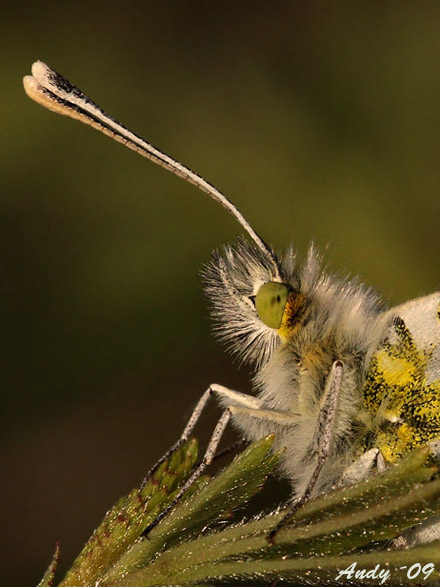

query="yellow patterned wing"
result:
[364,293,440,462]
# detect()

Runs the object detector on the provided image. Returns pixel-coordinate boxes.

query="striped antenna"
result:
[23,61,280,276]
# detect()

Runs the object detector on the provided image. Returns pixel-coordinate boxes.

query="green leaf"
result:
[59,439,200,587]
[39,441,440,587]
[104,446,440,586]
[37,544,60,587]
[102,434,280,583]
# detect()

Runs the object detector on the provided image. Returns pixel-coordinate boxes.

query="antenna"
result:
[23,61,280,276]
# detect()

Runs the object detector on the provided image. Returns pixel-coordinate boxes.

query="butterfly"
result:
[23,61,440,543]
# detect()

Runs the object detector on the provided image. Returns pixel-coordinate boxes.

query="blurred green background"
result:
[2,2,440,585]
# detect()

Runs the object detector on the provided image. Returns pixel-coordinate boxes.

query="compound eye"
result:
[255,282,288,329]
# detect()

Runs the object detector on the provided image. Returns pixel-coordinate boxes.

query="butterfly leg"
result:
[268,360,344,544]
[141,386,212,488]
[141,383,261,535]
[143,404,231,536]
[342,447,386,486]
[141,384,259,489]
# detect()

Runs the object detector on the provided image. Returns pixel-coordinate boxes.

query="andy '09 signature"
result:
[336,562,435,584]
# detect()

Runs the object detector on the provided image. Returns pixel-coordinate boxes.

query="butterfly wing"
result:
[389,292,440,385]
[364,292,440,462]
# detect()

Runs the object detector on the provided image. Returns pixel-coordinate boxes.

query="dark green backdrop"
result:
[2,2,440,585]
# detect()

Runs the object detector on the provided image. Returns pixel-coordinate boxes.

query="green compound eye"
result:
[254,282,289,329]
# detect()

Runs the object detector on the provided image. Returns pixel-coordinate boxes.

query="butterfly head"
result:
[203,238,312,369]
